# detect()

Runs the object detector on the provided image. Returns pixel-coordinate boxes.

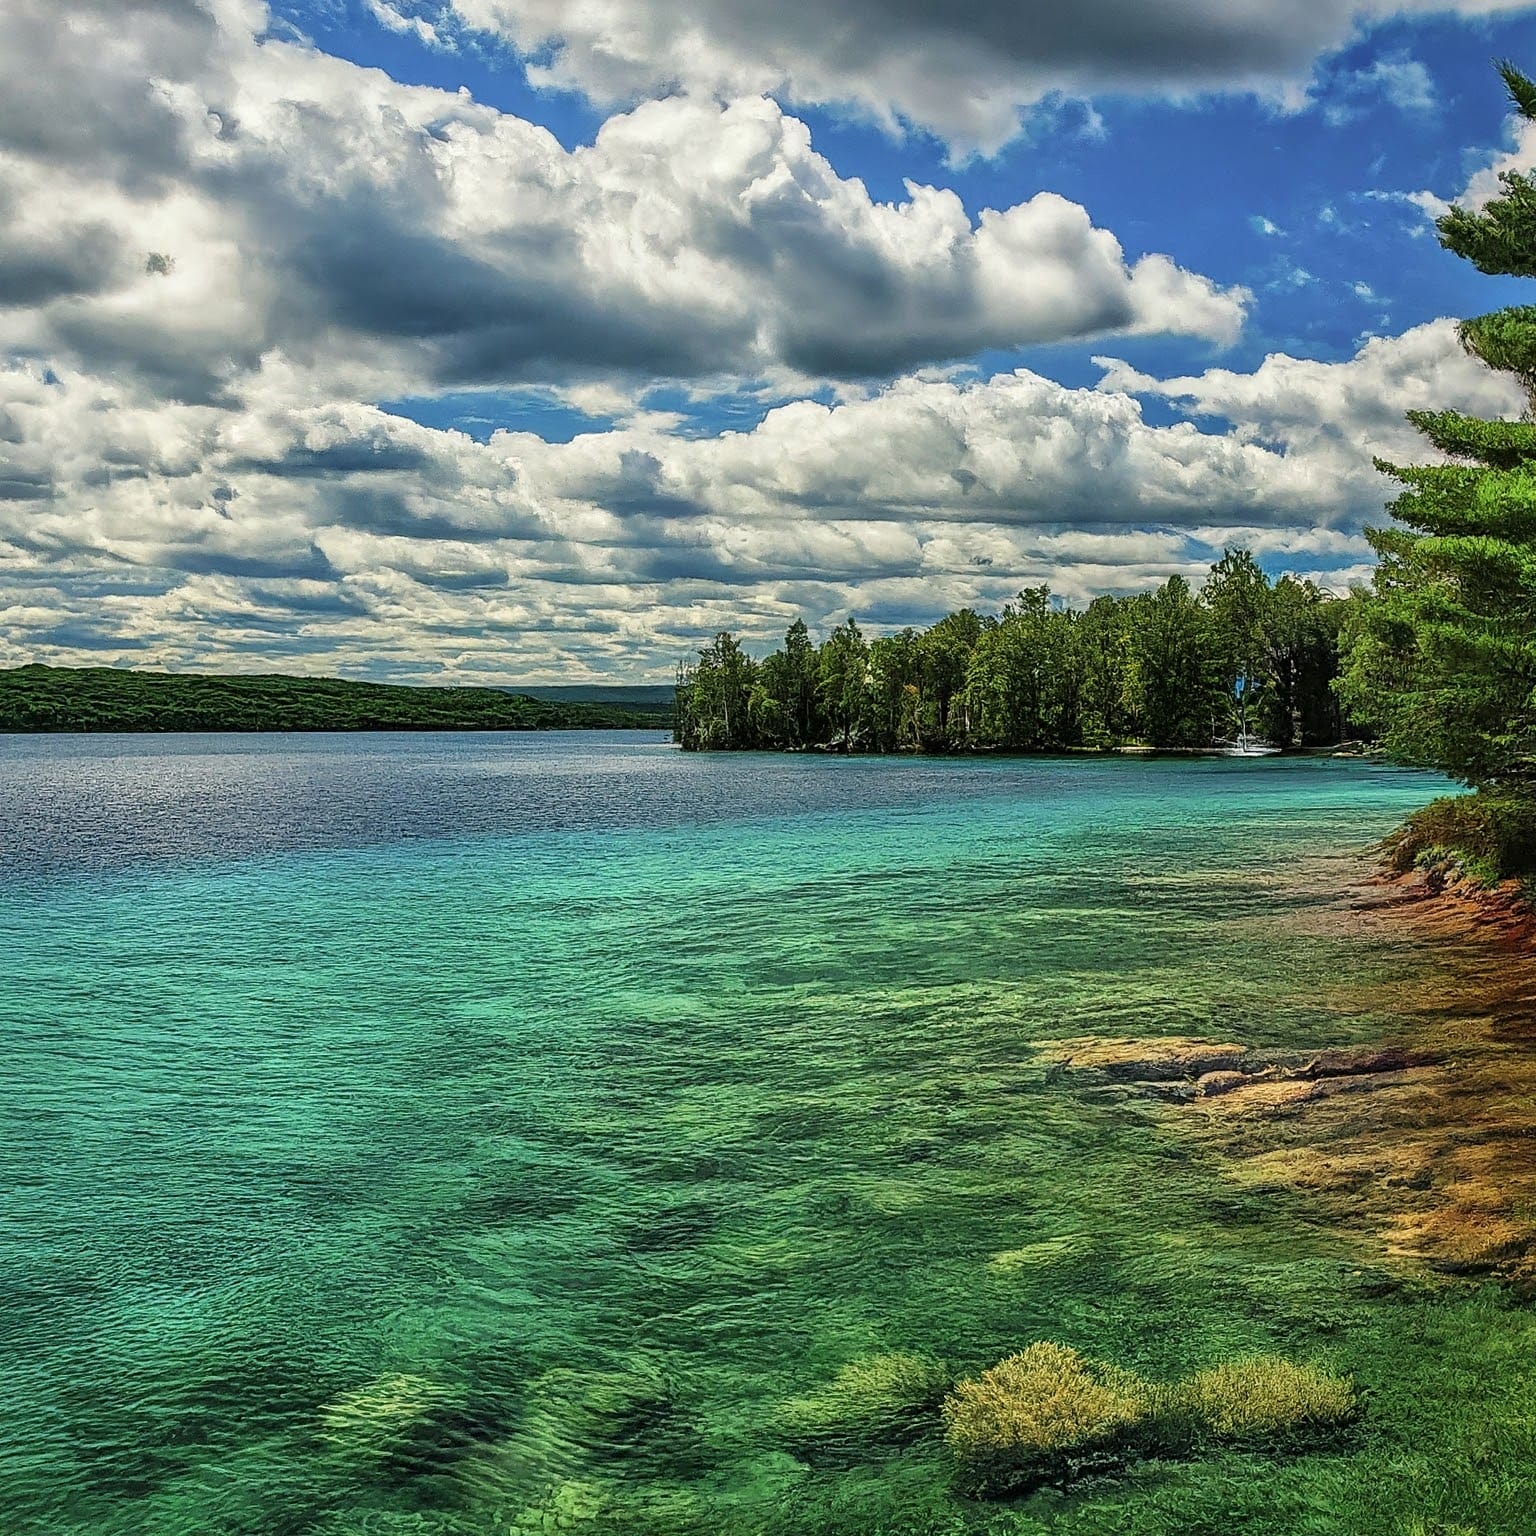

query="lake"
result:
[1,732,1527,1535]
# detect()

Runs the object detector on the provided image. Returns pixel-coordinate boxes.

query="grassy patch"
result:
[942,1344,1356,1498]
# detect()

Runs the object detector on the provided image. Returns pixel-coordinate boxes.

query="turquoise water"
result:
[1,735,1522,1534]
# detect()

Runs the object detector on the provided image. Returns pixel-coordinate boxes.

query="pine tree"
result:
[1339,63,1536,824]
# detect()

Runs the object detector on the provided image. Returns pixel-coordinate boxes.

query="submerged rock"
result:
[1037,1036,1250,1082]
[1194,1069,1249,1097]
[1038,943,1536,1288]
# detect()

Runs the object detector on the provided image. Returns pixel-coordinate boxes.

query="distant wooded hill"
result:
[510,684,676,707]
[0,666,673,733]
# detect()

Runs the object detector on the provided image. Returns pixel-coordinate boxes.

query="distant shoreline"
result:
[0,664,673,734]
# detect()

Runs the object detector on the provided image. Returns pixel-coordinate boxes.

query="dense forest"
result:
[675,550,1348,754]
[0,666,671,733]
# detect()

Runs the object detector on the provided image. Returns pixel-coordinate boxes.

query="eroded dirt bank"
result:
[1038,861,1536,1288]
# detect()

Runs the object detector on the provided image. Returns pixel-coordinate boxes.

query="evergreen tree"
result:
[1339,62,1536,798]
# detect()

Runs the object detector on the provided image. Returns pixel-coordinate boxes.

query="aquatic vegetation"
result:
[506,1477,608,1534]
[318,1373,467,1466]
[510,1365,686,1473]
[11,738,1524,1536]
[944,1344,1358,1495]
[941,1342,1153,1494]
[772,1352,950,1453]
[1178,1356,1356,1440]
[986,1234,1094,1274]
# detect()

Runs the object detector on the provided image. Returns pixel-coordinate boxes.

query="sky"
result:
[6,3,1536,683]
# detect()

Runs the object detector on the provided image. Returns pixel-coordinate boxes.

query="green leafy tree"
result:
[675,543,1352,757]
[1340,62,1536,797]
[965,588,1080,750]
[1126,577,1222,747]
[917,609,985,746]
[679,631,755,749]
[869,629,922,751]
[748,659,795,748]
[1260,576,1341,748]
[818,618,872,751]
[782,618,822,746]
[1075,596,1135,748]
[1202,548,1271,744]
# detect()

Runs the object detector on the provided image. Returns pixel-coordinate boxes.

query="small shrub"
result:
[941,1342,1150,1494]
[1178,1356,1356,1440]
[1383,793,1536,884]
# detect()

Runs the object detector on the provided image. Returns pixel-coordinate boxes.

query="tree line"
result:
[0,666,671,733]
[679,59,1536,883]
[675,550,1347,754]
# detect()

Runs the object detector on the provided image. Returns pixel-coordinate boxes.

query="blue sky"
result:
[3,0,1536,680]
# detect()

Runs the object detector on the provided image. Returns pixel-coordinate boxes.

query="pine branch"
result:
[1499,59,1536,122]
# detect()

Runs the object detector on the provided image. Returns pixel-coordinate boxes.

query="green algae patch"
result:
[318,1373,468,1467]
[987,1234,1095,1275]
[772,1352,950,1457]
[505,1476,609,1534]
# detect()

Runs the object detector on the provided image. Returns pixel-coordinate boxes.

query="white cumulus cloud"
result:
[0,0,1246,407]
[0,321,1518,676]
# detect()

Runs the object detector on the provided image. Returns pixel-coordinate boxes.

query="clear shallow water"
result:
[1,734,1527,1535]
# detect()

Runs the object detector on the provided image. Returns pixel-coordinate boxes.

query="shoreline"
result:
[1039,850,1536,1291]
[1350,858,1536,945]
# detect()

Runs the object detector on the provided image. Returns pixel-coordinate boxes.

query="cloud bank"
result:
[0,0,1244,409]
[0,0,1524,679]
[0,321,1518,678]
[449,0,1532,153]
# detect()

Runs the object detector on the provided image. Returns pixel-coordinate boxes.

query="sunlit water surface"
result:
[1,733,1527,1535]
